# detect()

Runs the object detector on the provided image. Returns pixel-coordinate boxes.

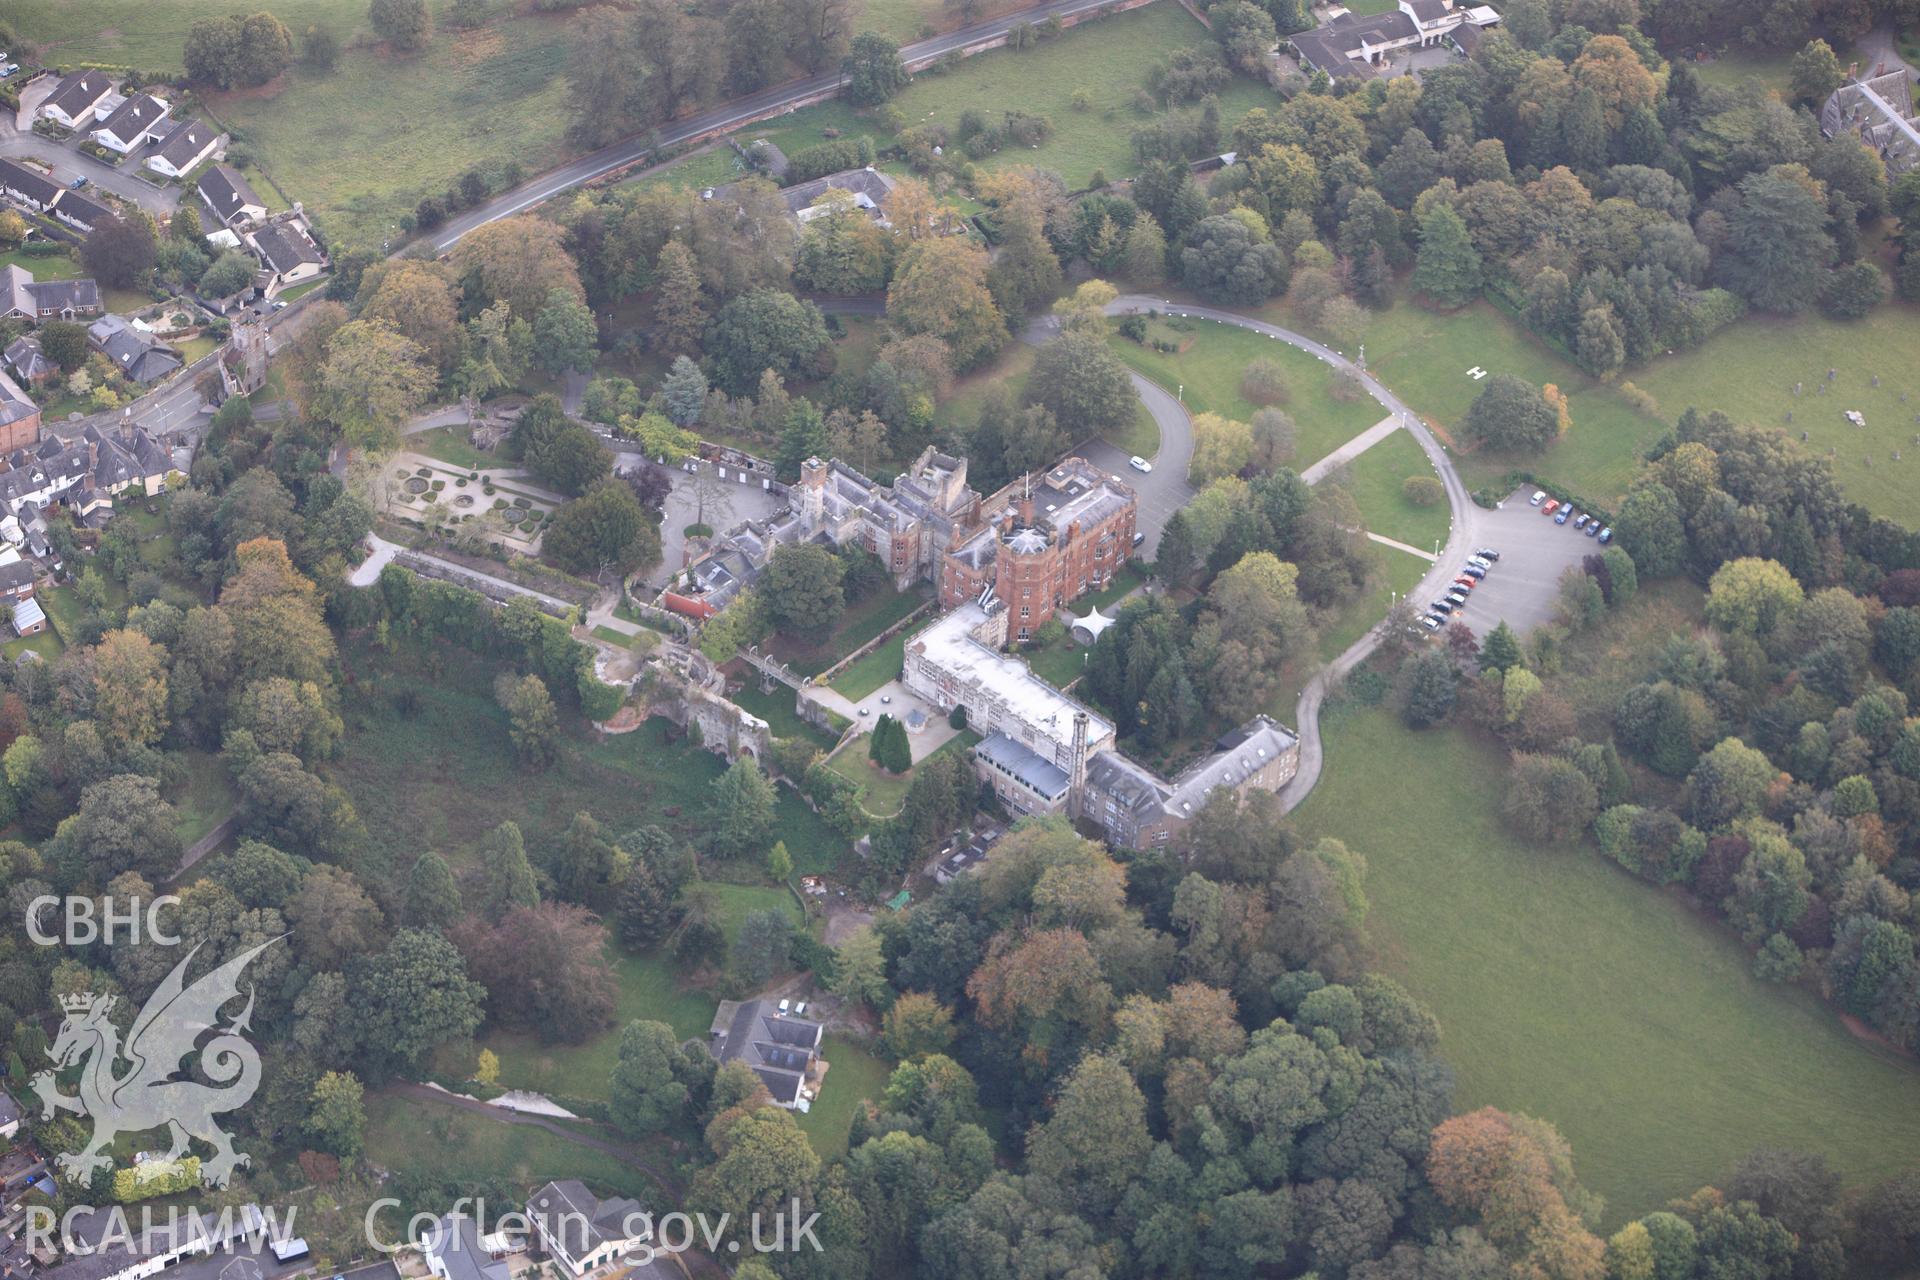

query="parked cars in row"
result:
[1421,548,1499,632]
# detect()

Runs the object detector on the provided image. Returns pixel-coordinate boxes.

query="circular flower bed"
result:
[454,495,475,509]
[404,477,428,495]
[454,478,468,488]
[414,467,431,477]
[492,498,508,510]
[502,508,527,524]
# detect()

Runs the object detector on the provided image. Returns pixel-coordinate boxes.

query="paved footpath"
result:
[1300,414,1401,483]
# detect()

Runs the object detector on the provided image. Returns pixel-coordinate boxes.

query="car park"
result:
[1475,547,1501,561]
[1453,576,1477,590]
[1598,527,1613,544]
[1586,521,1601,537]
[1573,514,1589,530]
[1446,591,1469,608]
[1418,615,1443,632]
[1129,455,1152,473]
[1529,492,1545,507]
[1467,556,1492,571]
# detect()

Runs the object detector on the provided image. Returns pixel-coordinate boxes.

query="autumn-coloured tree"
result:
[887,237,1004,370]
[92,630,170,750]
[451,215,586,319]
[1428,1107,1606,1280]
[965,928,1113,1069]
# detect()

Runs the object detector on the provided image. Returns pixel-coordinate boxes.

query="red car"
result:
[1453,576,1476,590]
[1542,499,1560,515]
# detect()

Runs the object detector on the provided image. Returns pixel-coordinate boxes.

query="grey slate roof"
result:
[0,158,63,208]
[93,93,168,145]
[710,1000,823,1105]
[975,732,1071,800]
[4,337,49,384]
[1405,0,1454,22]
[198,164,263,222]
[27,278,101,315]
[527,1180,647,1261]
[44,72,111,122]
[0,370,36,430]
[251,221,322,274]
[154,118,218,172]
[88,315,181,384]
[780,166,896,218]
[421,1216,508,1280]
[55,191,116,230]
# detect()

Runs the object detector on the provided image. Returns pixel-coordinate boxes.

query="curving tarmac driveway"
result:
[1101,295,1480,813]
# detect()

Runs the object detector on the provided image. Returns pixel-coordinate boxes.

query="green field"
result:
[484,951,721,1101]
[1292,702,1920,1222]
[1626,301,1920,525]
[773,585,928,678]
[1328,428,1453,552]
[205,16,575,251]
[364,1090,659,1202]
[330,642,849,878]
[1113,320,1387,474]
[1687,50,1796,98]
[14,0,371,67]
[1268,539,1430,719]
[645,2,1273,195]
[825,729,977,817]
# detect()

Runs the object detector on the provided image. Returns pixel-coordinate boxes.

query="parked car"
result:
[1461,565,1486,580]
[1131,531,1145,547]
[1418,615,1443,632]
[70,176,87,189]
[1554,508,1571,525]
[1586,521,1602,537]
[880,694,892,705]
[1128,455,1152,473]
[1598,527,1613,544]
[1467,556,1492,571]
[1542,499,1560,515]
[1573,514,1589,530]
[1475,547,1501,561]
[1445,591,1469,608]
[1431,599,1455,614]
[1453,576,1477,590]
[1529,491,1545,507]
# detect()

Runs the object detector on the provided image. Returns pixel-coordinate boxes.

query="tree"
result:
[315,320,435,449]
[404,851,462,928]
[1181,215,1287,305]
[660,355,709,428]
[1705,558,1803,637]
[844,32,909,105]
[92,629,169,749]
[543,480,660,577]
[1026,1054,1152,1215]
[1461,374,1558,452]
[350,928,487,1080]
[452,215,585,320]
[1574,306,1625,378]
[766,840,793,882]
[40,321,88,373]
[794,189,895,294]
[1413,204,1481,308]
[302,24,340,70]
[705,290,830,394]
[691,1106,820,1249]
[48,774,183,885]
[1399,647,1458,728]
[1789,38,1843,104]
[533,287,599,375]
[290,865,386,969]
[883,992,956,1059]
[1029,328,1134,443]
[494,672,559,767]
[454,903,617,1042]
[1687,737,1778,829]
[478,821,540,919]
[1479,621,1523,674]
[369,0,432,50]
[651,239,707,357]
[1821,261,1886,319]
[1428,1109,1604,1278]
[185,12,293,88]
[732,908,795,988]
[1212,0,1279,75]
[888,239,1003,370]
[199,250,260,299]
[1189,413,1254,484]
[609,1019,688,1136]
[1122,215,1168,286]
[81,213,157,289]
[1718,165,1833,314]
[304,1071,366,1158]
[761,544,846,640]
[709,757,776,858]
[1502,753,1600,841]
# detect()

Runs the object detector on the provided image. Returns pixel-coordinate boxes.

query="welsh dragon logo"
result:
[32,939,277,1188]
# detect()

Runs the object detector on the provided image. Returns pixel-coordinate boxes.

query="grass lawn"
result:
[1625,301,1920,526]
[408,425,495,471]
[1,630,61,661]
[13,0,370,66]
[1327,428,1453,552]
[176,335,218,363]
[0,248,83,278]
[1340,297,1657,505]
[1291,702,1920,1221]
[797,1035,893,1159]
[830,631,909,701]
[774,586,929,678]
[826,730,976,817]
[590,624,640,648]
[1112,319,1386,472]
[204,15,576,250]
[938,341,1037,434]
[728,681,839,750]
[331,640,849,880]
[37,584,92,645]
[363,1090,658,1201]
[1027,636,1090,689]
[1268,540,1430,719]
[276,277,328,303]
[1690,50,1794,97]
[171,750,237,847]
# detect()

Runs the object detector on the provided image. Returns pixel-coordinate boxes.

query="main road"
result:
[429,0,1154,251]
